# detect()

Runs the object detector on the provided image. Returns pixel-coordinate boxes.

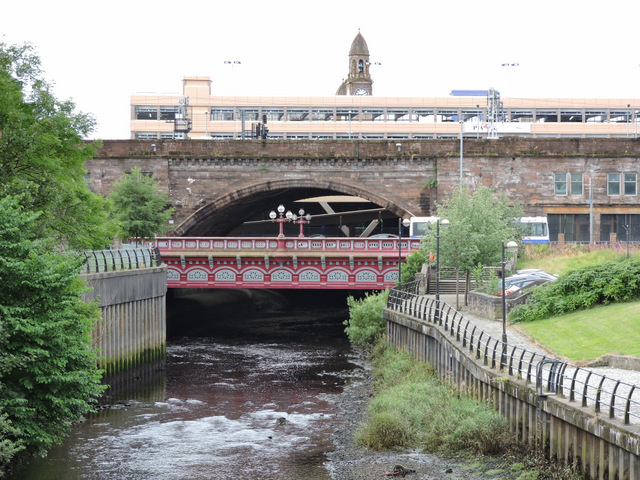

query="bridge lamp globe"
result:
[277,204,285,215]
[269,211,277,220]
[285,210,293,220]
[298,208,312,222]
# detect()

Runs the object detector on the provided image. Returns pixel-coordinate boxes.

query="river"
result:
[10,289,533,480]
[9,289,361,480]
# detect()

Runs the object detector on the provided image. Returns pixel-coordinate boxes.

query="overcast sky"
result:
[2,0,639,140]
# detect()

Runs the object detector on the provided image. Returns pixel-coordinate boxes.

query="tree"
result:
[0,42,115,250]
[109,167,174,243]
[0,196,105,462]
[420,186,523,307]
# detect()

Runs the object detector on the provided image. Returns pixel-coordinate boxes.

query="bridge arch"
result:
[173,177,416,236]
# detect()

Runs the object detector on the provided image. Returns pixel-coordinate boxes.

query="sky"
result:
[2,0,639,140]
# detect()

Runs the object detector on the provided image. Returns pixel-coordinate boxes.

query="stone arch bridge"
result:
[87,140,438,236]
[86,138,640,241]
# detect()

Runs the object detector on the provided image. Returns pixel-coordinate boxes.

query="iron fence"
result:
[387,281,640,426]
[83,247,163,273]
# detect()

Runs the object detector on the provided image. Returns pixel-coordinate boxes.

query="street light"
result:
[269,205,292,237]
[624,216,630,259]
[397,218,411,286]
[459,120,464,188]
[501,240,519,368]
[291,208,312,237]
[435,218,450,302]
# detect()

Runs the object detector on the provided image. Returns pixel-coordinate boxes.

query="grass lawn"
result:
[514,300,640,363]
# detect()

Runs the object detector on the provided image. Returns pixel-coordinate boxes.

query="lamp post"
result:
[397,218,411,286]
[292,208,312,237]
[269,205,292,238]
[624,218,630,260]
[501,240,519,368]
[435,218,449,323]
[435,218,450,302]
[459,120,464,188]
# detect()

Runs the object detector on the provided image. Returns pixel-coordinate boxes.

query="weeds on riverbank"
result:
[355,341,511,456]
[356,341,582,479]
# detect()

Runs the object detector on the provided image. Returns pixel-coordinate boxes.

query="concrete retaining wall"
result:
[82,266,167,375]
[385,307,640,480]
[467,290,532,320]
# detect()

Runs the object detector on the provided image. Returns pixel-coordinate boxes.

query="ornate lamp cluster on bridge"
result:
[269,205,312,238]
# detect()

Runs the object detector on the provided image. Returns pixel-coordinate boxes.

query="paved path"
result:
[436,294,640,388]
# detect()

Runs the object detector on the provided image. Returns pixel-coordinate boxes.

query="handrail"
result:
[83,247,163,274]
[387,283,640,426]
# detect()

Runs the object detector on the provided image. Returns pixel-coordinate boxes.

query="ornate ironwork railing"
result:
[83,247,163,273]
[387,282,640,426]
[156,236,421,254]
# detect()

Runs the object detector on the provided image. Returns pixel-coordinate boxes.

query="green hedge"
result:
[510,259,640,322]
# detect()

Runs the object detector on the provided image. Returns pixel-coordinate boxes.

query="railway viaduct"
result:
[86,138,640,240]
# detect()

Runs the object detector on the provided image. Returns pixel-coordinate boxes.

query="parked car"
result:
[515,269,559,281]
[500,274,553,296]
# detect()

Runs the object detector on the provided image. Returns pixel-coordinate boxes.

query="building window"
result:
[607,173,621,195]
[336,108,359,121]
[387,109,410,122]
[358,60,364,73]
[548,214,590,243]
[361,109,384,121]
[135,132,158,139]
[570,173,583,195]
[560,110,583,122]
[263,108,284,122]
[311,108,333,121]
[624,173,637,195]
[554,173,567,195]
[210,108,234,121]
[160,106,179,121]
[285,109,309,121]
[135,106,158,120]
[238,108,259,122]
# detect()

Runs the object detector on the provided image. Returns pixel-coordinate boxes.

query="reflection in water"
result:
[10,289,360,480]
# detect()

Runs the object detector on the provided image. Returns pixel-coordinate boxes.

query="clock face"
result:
[354,87,369,96]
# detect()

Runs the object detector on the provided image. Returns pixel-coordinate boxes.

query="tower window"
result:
[358,60,364,73]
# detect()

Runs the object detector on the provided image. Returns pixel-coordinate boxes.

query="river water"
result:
[10,289,361,480]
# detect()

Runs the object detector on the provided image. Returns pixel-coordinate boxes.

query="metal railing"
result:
[387,281,640,425]
[83,247,163,273]
[155,236,422,254]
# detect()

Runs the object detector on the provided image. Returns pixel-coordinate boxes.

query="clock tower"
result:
[336,31,373,96]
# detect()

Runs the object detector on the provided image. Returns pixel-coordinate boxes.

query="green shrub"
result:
[510,259,640,322]
[344,290,389,347]
[402,250,426,284]
[357,342,510,456]
[356,411,412,449]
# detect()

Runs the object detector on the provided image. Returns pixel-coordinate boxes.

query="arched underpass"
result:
[172,179,414,238]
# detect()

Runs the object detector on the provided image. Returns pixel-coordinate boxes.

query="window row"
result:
[134,106,640,124]
[135,131,187,140]
[554,172,637,196]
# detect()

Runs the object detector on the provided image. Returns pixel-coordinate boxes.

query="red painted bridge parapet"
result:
[156,236,421,289]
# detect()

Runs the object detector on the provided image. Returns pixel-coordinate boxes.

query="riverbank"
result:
[325,352,531,480]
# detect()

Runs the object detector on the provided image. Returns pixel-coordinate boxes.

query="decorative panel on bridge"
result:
[156,237,421,289]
